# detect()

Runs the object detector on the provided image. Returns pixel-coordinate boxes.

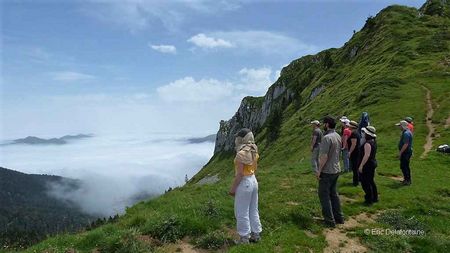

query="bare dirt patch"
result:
[421,86,435,159]
[323,212,380,253]
[287,201,300,206]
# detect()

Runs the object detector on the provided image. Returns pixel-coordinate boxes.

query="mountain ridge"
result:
[15,0,450,252]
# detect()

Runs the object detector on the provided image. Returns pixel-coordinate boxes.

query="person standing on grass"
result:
[339,117,352,173]
[358,126,378,205]
[405,116,414,133]
[396,120,413,185]
[229,128,262,244]
[310,120,323,173]
[316,116,344,227]
[348,120,361,186]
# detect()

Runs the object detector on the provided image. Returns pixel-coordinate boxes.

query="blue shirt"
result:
[399,130,413,153]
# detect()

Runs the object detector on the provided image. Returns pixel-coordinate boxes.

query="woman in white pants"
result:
[228,128,262,244]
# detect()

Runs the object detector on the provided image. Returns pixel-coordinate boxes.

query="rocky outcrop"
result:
[213,81,295,154]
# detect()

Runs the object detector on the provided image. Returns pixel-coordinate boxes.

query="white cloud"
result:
[206,30,318,55]
[237,67,274,94]
[187,33,234,49]
[49,71,96,82]
[157,77,234,102]
[156,66,277,102]
[82,1,241,33]
[149,44,177,54]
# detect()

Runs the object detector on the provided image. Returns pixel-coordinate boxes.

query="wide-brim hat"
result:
[362,126,377,138]
[310,120,320,126]
[339,116,348,122]
[348,120,359,129]
[395,120,408,128]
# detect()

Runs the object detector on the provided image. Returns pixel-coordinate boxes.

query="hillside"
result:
[14,1,450,252]
[0,168,93,249]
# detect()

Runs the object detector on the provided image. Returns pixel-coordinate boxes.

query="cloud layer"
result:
[187,33,234,49]
[149,44,177,54]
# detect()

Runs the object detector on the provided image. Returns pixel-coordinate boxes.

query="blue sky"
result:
[0,0,424,138]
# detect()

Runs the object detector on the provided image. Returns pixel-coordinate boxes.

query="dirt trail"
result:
[445,115,450,129]
[421,86,435,159]
[323,207,379,253]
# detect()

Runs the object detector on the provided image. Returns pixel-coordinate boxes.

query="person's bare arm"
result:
[398,143,409,159]
[358,143,371,173]
[342,135,348,149]
[317,154,328,180]
[229,162,244,196]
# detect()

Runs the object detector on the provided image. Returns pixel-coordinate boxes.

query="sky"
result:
[0,0,424,139]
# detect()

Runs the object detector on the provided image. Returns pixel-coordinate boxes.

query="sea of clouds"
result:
[0,133,214,217]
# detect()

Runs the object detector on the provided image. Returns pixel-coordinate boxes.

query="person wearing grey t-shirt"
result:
[310,120,323,173]
[316,116,344,227]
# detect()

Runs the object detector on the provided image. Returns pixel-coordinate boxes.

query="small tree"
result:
[323,51,334,69]
[266,106,283,143]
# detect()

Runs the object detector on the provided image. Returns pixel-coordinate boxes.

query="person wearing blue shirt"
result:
[396,120,413,185]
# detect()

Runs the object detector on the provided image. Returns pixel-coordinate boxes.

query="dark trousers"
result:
[360,164,378,203]
[400,152,412,182]
[318,173,344,225]
[350,155,359,186]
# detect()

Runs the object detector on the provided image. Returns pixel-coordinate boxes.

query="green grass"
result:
[8,1,450,253]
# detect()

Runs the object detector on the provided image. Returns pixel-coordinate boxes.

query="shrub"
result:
[266,106,283,143]
[377,210,427,231]
[142,216,184,243]
[195,231,230,250]
[201,199,220,218]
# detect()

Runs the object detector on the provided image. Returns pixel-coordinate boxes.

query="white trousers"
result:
[234,174,262,237]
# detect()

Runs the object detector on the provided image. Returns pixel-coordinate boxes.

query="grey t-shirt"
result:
[312,128,323,148]
[319,129,342,174]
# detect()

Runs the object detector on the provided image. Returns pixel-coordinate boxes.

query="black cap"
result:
[235,128,251,137]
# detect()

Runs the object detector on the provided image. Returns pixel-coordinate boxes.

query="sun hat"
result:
[310,120,320,126]
[395,120,408,129]
[348,120,359,128]
[341,118,350,125]
[339,116,348,122]
[362,126,377,138]
[404,117,413,123]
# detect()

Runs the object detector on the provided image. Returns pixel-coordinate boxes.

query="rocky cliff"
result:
[213,50,337,154]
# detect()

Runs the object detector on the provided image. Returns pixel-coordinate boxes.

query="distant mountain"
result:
[186,134,216,144]
[0,167,93,248]
[8,134,93,145]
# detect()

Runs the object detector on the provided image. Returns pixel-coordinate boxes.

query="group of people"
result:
[227,114,414,243]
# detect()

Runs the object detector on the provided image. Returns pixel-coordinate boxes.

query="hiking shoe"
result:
[234,236,250,245]
[323,221,336,228]
[249,232,261,243]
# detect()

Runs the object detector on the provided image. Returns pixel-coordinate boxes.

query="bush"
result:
[266,107,283,143]
[195,231,230,250]
[201,199,220,218]
[377,210,427,231]
[98,228,151,253]
[142,216,184,243]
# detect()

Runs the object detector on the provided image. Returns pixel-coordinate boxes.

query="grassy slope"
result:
[14,3,450,253]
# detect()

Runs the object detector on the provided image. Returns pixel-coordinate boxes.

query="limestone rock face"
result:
[213,82,294,154]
